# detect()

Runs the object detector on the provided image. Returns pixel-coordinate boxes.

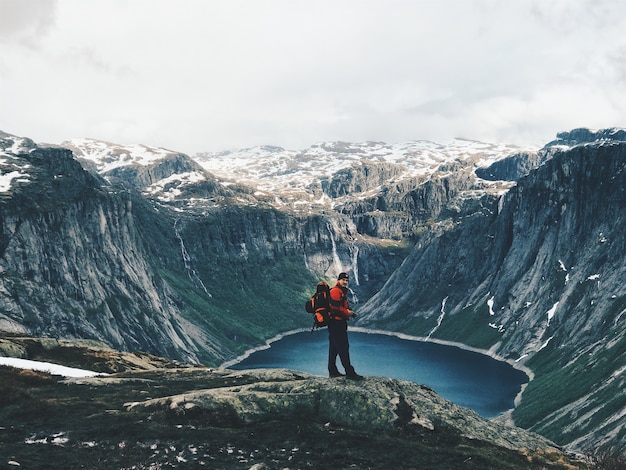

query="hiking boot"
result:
[346,373,364,381]
[329,372,345,378]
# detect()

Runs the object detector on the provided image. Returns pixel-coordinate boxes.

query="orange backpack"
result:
[305,282,331,329]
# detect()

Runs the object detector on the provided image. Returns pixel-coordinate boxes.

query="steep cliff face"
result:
[357,139,626,451]
[0,140,208,361]
[322,160,408,197]
[0,134,407,365]
[0,137,295,364]
[475,151,545,181]
[336,160,497,238]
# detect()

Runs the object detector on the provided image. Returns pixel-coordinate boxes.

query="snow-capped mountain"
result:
[0,131,36,193]
[60,137,246,211]
[195,139,538,194]
[61,138,183,172]
[61,136,540,216]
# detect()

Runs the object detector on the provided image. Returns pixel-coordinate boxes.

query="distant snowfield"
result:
[193,139,538,194]
[0,357,103,378]
[62,138,179,173]
[2,132,541,210]
[64,136,539,197]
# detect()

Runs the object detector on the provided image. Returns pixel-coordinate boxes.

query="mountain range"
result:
[0,127,624,456]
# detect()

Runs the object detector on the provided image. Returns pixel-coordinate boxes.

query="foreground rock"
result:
[124,368,556,454]
[0,335,588,468]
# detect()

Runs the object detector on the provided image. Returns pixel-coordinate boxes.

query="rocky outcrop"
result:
[0,334,180,372]
[547,127,626,146]
[124,368,559,454]
[475,151,545,181]
[102,153,207,190]
[322,160,407,197]
[334,160,501,239]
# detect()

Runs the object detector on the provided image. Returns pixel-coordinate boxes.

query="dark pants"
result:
[327,319,355,375]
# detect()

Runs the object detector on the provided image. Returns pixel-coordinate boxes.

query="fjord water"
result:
[229,330,528,418]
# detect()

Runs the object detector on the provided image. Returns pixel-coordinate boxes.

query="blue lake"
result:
[228,330,529,418]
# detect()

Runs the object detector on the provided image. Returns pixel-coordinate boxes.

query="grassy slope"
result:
[133,200,317,366]
[513,334,626,448]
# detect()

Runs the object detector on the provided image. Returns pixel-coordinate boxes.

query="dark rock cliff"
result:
[357,140,626,451]
[475,151,544,181]
[547,127,626,146]
[0,143,207,361]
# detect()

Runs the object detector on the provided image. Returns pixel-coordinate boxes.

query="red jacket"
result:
[329,283,351,321]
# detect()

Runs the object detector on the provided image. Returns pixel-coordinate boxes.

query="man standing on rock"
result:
[328,272,364,380]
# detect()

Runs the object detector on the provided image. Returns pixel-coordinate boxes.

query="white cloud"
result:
[1,0,626,154]
[0,0,57,45]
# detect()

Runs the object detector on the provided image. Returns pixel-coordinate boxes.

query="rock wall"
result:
[0,147,203,361]
[357,141,626,450]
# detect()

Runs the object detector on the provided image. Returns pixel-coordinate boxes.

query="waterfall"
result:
[326,224,359,305]
[350,244,360,286]
[497,193,505,214]
[348,287,359,306]
[327,223,344,277]
[426,296,448,340]
[174,219,211,297]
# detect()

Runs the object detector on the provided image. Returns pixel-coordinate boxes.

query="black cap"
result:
[338,272,349,280]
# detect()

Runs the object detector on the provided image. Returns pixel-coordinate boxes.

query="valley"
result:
[0,128,624,457]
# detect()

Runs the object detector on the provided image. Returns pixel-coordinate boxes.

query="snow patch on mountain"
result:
[62,138,182,172]
[0,357,102,378]
[144,171,207,202]
[0,133,35,193]
[195,139,538,194]
[0,169,31,193]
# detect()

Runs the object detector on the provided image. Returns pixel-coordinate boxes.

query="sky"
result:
[1,0,626,155]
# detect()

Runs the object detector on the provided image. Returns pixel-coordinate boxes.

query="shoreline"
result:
[349,327,535,380]
[349,327,533,417]
[219,326,533,420]
[219,328,310,369]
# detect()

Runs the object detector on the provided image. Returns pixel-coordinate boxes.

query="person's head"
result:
[337,272,349,286]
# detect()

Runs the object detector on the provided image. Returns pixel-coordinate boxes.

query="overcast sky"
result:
[1,0,625,154]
